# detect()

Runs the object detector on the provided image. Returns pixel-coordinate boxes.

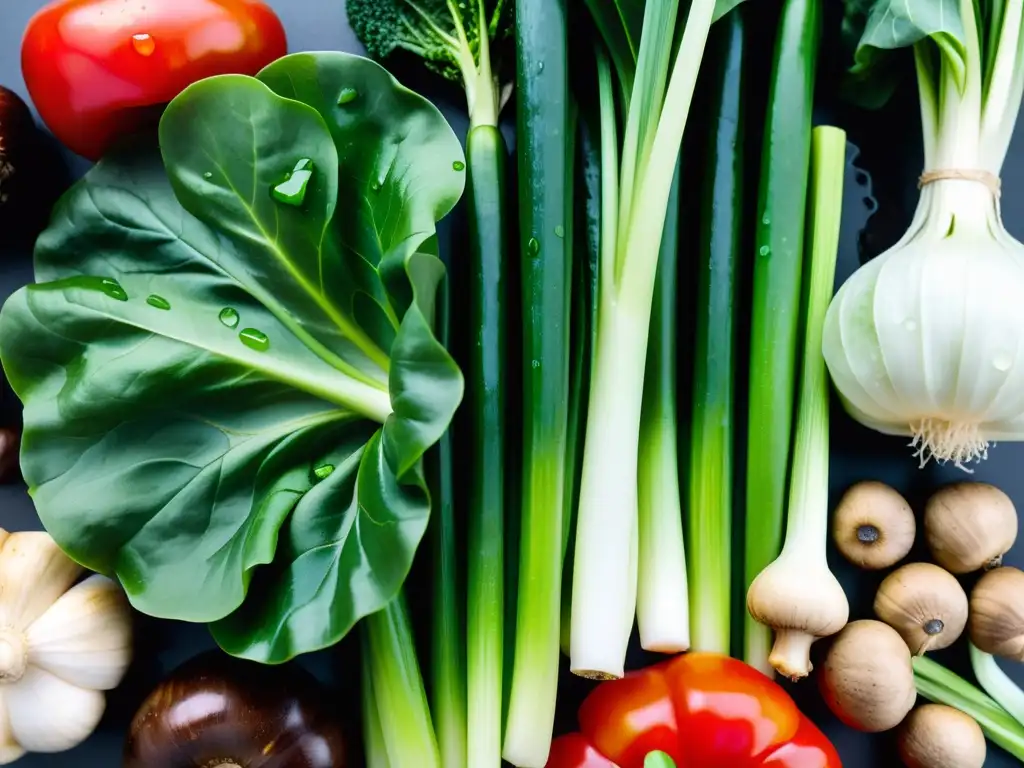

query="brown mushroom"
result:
[124,651,347,767]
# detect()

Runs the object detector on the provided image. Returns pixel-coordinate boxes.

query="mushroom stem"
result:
[769,630,816,680]
[0,628,27,684]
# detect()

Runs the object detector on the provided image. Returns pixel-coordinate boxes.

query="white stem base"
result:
[570,307,648,679]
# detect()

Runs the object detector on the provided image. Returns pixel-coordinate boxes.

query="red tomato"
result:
[21,0,287,160]
[547,653,842,768]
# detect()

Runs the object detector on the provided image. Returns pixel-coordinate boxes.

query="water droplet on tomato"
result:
[219,308,240,328]
[132,33,156,57]
[337,88,358,105]
[239,328,270,352]
[271,159,314,206]
[146,294,171,310]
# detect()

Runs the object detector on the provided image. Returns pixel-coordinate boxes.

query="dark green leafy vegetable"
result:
[0,52,466,664]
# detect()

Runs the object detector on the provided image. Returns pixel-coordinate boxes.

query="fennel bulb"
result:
[824,0,1024,467]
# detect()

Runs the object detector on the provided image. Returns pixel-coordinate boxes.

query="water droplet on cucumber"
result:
[758,245,770,257]
[554,225,565,239]
[272,159,314,206]
[218,307,240,328]
[146,294,171,310]
[528,237,540,255]
[239,328,270,352]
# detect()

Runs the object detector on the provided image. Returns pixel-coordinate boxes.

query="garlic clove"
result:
[5,664,105,753]
[25,575,132,690]
[0,531,82,631]
[0,694,24,766]
[874,562,969,655]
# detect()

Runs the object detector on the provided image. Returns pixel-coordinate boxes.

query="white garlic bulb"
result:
[0,528,132,763]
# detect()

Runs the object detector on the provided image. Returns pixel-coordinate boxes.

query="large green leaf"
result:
[0,52,466,663]
[841,0,965,107]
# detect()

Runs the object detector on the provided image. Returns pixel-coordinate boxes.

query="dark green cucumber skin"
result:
[689,11,747,656]
[465,123,508,757]
[743,0,821,656]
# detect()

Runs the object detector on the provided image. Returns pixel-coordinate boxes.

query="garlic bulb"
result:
[822,12,1024,467]
[0,528,132,763]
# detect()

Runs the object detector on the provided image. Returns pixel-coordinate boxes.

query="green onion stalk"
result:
[686,12,747,656]
[743,0,820,674]
[915,653,1024,760]
[502,0,573,765]
[571,0,722,683]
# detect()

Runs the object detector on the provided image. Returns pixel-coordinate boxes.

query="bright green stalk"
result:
[572,0,718,681]
[688,13,747,656]
[971,643,1024,728]
[502,0,572,763]
[362,652,392,768]
[743,0,821,674]
[362,596,440,768]
[637,161,688,654]
[465,123,508,768]
[914,654,1024,760]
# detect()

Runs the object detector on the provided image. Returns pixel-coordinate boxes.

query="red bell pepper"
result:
[21,0,287,161]
[547,653,841,768]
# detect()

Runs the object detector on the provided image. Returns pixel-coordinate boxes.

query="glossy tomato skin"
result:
[547,653,842,768]
[22,0,287,160]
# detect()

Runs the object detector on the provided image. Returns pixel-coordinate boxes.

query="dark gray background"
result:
[1,0,1023,766]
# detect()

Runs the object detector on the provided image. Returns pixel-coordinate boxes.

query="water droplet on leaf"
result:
[554,225,565,238]
[203,171,213,180]
[993,352,1013,372]
[218,307,240,328]
[528,237,540,255]
[271,158,314,206]
[239,328,270,352]
[98,278,128,301]
[453,161,465,171]
[337,87,358,105]
[132,33,155,56]
[758,245,770,257]
[146,294,171,310]
[312,463,335,482]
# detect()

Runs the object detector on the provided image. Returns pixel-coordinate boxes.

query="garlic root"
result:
[874,563,968,655]
[924,483,1017,573]
[833,481,916,570]
[898,704,986,768]
[969,566,1024,661]
[819,619,917,732]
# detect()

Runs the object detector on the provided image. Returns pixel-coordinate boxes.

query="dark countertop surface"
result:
[1,0,1023,766]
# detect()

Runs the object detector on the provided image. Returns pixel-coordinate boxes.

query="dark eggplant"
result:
[124,652,347,768]
[0,87,33,208]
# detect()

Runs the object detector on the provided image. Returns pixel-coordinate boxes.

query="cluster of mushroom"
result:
[822,481,1022,768]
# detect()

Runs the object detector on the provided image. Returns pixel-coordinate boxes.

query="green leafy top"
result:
[347,0,513,126]
[0,52,467,664]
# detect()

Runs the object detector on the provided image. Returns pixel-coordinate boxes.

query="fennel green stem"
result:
[970,644,1024,728]
[363,597,440,768]
[779,126,844,555]
[914,654,1024,760]
[465,123,507,768]
[637,162,688,653]
[571,0,718,682]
